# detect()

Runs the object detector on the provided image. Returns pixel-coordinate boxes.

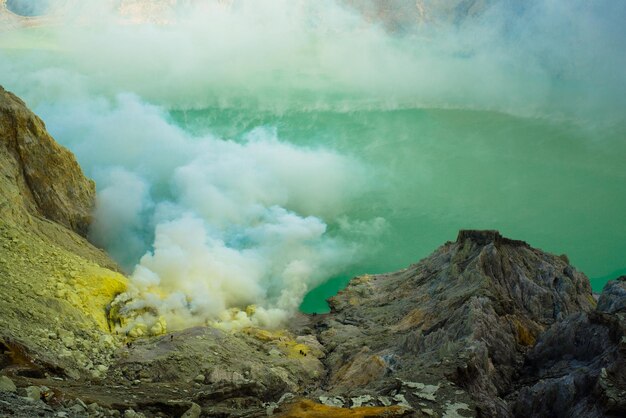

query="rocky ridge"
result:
[0,86,625,417]
[307,230,606,416]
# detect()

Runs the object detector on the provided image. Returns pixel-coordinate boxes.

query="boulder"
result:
[0,376,16,392]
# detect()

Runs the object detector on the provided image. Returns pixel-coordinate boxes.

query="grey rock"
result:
[597,276,626,314]
[402,381,440,402]
[443,401,472,417]
[350,394,373,408]
[314,230,594,416]
[24,386,41,402]
[392,394,411,408]
[181,402,201,418]
[0,376,16,393]
[508,308,626,416]
[319,395,345,407]
[68,404,86,414]
[0,391,54,417]
[378,396,392,407]
[123,409,145,418]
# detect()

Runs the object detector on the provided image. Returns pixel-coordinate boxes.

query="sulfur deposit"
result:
[0,85,128,381]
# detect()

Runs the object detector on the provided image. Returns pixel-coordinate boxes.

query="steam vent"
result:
[1,1,626,417]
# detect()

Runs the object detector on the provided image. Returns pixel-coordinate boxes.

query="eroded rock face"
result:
[313,230,596,416]
[0,85,95,236]
[509,276,626,417]
[0,85,126,395]
[597,276,626,314]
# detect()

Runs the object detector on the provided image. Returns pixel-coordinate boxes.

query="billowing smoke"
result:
[34,92,372,332]
[1,0,624,332]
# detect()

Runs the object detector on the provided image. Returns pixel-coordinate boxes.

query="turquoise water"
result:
[1,1,624,317]
[171,107,626,312]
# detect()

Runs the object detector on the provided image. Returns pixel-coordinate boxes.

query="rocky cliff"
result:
[0,86,96,236]
[0,85,127,388]
[307,230,609,417]
[0,87,624,417]
[508,277,626,417]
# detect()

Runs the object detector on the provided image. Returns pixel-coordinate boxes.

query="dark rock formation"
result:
[312,230,597,416]
[509,276,626,417]
[302,230,625,418]
[598,276,626,314]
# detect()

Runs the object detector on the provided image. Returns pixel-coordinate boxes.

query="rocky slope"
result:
[0,85,127,382]
[0,86,109,243]
[308,230,603,416]
[0,85,353,417]
[0,86,624,417]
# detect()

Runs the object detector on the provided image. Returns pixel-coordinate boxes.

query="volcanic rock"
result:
[597,276,626,314]
[313,230,596,416]
[0,86,95,236]
[0,85,126,386]
[181,402,202,418]
[0,376,16,392]
[508,276,626,417]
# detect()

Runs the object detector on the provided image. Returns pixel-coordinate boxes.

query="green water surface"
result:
[3,23,624,314]
[171,107,626,312]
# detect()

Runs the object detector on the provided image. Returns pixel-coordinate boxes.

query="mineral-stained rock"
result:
[0,85,118,269]
[274,398,412,417]
[24,385,41,401]
[313,230,596,416]
[0,86,95,237]
[0,85,127,401]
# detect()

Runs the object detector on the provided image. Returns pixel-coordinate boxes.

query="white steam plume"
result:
[35,93,371,332]
[0,0,623,332]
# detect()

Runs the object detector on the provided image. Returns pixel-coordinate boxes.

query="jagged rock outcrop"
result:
[0,85,95,236]
[509,276,626,417]
[0,83,117,276]
[312,230,596,416]
[598,277,626,314]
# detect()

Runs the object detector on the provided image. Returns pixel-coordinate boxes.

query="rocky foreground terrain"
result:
[1,85,625,417]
